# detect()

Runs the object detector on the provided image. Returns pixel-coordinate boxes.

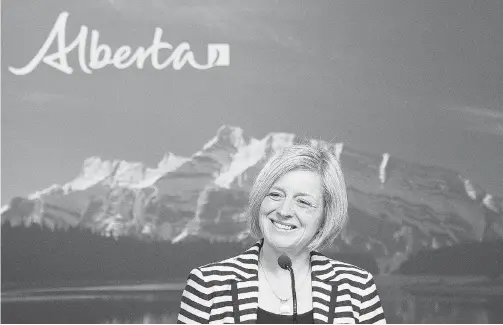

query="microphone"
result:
[278,254,297,324]
[278,254,291,270]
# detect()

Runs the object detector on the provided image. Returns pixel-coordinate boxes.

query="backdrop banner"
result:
[2,1,503,323]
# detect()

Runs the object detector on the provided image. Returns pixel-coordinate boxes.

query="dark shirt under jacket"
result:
[257,308,314,324]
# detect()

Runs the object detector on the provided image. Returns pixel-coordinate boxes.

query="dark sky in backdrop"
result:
[2,0,502,204]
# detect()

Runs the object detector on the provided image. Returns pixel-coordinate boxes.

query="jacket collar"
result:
[235,239,338,284]
[232,239,339,324]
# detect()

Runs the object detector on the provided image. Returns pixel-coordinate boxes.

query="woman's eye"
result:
[298,199,314,207]
[267,192,281,199]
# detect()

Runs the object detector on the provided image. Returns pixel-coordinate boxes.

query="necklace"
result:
[258,255,311,315]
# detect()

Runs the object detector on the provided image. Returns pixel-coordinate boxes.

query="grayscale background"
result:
[2,0,502,323]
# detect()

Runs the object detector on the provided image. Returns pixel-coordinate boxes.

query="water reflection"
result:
[2,286,503,323]
[1,295,180,324]
[381,289,503,323]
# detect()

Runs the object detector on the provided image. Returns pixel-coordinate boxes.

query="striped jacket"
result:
[178,240,386,324]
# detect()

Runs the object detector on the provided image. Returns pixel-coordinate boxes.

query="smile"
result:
[270,219,297,231]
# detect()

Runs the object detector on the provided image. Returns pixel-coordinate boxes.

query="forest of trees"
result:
[6,224,500,288]
[1,224,382,287]
[397,240,503,279]
[1,224,251,286]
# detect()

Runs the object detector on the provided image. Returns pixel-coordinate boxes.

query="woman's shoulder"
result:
[311,251,375,283]
[196,254,253,271]
[187,245,260,282]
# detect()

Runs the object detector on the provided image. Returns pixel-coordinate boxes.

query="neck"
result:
[260,240,311,276]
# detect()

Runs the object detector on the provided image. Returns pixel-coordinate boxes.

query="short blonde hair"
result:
[247,142,348,251]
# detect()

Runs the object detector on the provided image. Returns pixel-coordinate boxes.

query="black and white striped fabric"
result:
[178,240,386,324]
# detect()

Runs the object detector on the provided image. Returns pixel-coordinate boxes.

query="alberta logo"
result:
[9,11,230,75]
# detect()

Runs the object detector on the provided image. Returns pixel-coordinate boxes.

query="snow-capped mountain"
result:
[2,125,502,272]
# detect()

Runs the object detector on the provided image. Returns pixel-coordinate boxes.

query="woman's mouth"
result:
[270,219,297,231]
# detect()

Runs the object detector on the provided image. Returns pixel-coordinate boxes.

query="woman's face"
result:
[259,169,324,253]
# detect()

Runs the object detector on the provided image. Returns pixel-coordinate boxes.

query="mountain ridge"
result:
[2,125,502,273]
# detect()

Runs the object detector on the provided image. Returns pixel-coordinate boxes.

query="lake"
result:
[2,278,503,323]
[1,283,183,324]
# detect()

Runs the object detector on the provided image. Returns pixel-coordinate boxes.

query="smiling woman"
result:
[177,143,386,324]
[259,170,324,248]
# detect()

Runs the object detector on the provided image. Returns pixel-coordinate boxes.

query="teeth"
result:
[272,220,294,230]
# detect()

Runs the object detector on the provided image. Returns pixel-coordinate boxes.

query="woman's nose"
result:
[277,199,294,218]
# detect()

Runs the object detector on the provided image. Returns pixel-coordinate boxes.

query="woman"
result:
[178,144,386,324]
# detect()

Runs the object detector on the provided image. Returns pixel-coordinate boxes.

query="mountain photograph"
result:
[3,126,503,322]
[3,125,503,280]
